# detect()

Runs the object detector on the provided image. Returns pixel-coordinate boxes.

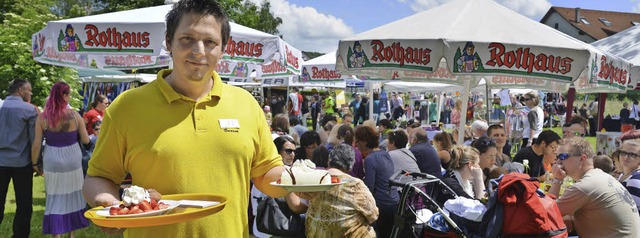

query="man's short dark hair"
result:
[288,115,300,126]
[535,130,561,145]
[9,79,29,94]
[299,130,321,147]
[321,114,337,127]
[388,130,409,148]
[165,0,231,49]
[377,119,393,129]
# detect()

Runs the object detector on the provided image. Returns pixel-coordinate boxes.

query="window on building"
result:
[554,23,559,29]
[632,21,640,26]
[580,18,590,25]
[599,18,612,26]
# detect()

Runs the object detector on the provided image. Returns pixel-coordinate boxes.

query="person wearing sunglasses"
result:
[617,139,640,212]
[250,136,307,237]
[561,116,587,139]
[522,91,543,149]
[549,136,640,238]
[513,130,561,182]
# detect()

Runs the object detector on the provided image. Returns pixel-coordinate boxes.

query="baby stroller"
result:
[388,171,467,238]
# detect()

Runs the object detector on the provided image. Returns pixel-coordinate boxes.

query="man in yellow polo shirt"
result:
[82,0,287,237]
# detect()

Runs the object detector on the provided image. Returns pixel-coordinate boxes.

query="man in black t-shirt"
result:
[513,130,561,181]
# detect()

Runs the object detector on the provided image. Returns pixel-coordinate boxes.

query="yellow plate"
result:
[84,193,227,228]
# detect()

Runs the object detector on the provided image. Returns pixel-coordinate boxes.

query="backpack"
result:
[495,173,567,238]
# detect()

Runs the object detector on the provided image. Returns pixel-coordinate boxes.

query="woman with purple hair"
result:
[31,82,90,237]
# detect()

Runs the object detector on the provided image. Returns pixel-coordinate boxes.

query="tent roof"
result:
[343,0,587,50]
[592,26,640,66]
[302,50,336,66]
[53,5,274,38]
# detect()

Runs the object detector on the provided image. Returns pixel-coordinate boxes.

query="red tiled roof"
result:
[540,7,640,40]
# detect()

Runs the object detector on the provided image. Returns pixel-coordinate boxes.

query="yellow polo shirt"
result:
[88,69,282,237]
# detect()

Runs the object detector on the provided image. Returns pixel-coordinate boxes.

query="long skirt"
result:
[42,143,89,234]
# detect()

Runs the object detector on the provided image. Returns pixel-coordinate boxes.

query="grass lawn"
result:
[550,126,596,149]
[1,177,120,238]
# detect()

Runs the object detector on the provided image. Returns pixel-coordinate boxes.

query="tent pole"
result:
[436,92,444,127]
[458,78,471,145]
[485,80,490,122]
[369,82,374,121]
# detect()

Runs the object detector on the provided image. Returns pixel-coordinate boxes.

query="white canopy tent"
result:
[81,73,157,83]
[591,26,640,90]
[32,4,302,78]
[336,0,630,144]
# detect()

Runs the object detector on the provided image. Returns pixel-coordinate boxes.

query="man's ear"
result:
[165,35,172,51]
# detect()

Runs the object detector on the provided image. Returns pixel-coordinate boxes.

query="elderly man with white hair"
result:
[470,120,489,139]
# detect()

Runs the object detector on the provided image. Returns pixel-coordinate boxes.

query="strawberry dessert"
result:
[108,185,169,215]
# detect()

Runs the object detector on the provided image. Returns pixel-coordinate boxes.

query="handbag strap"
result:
[400,149,418,163]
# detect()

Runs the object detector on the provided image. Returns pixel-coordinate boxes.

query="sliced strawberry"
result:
[331,176,340,184]
[109,206,120,215]
[139,200,153,212]
[117,207,130,215]
[129,205,141,214]
[150,198,158,209]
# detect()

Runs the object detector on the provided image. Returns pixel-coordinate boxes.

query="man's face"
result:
[562,124,586,139]
[19,83,33,103]
[543,141,559,157]
[304,143,318,159]
[166,13,223,82]
[556,145,582,179]
[489,128,507,148]
[344,116,353,124]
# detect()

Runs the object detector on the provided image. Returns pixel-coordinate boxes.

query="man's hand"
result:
[32,165,43,177]
[552,164,567,181]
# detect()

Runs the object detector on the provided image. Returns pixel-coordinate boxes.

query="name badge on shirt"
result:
[219,119,240,129]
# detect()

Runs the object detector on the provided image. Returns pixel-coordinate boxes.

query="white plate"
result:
[270,181,346,192]
[96,200,180,218]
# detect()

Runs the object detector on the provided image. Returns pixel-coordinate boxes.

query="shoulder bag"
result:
[256,197,306,237]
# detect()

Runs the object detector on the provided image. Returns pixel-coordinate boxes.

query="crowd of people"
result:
[2,0,640,237]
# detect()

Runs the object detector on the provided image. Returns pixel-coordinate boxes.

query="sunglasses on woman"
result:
[284,149,295,154]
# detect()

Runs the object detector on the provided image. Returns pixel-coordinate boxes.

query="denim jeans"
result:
[0,165,33,238]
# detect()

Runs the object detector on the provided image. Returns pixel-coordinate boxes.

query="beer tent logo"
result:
[58,24,85,52]
[453,42,485,73]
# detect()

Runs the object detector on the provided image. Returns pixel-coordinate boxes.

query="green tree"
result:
[0,1,81,108]
[233,0,282,35]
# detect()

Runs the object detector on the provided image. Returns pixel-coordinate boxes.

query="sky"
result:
[247,0,640,53]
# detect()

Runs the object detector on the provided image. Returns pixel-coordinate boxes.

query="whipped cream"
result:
[121,185,151,206]
[280,159,331,185]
